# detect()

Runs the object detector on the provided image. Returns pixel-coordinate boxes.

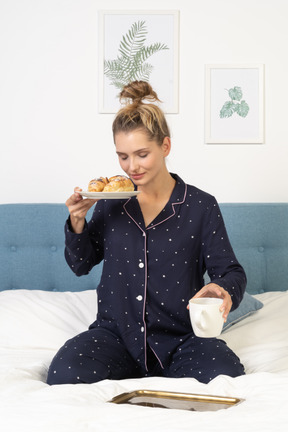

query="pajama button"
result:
[139,262,144,268]
[136,295,143,301]
[141,327,144,332]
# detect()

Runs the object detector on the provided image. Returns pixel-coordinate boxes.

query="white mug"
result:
[189,297,224,338]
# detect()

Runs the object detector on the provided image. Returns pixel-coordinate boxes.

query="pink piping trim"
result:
[122,183,187,371]
[147,183,187,230]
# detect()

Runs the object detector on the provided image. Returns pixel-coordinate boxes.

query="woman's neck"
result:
[138,170,176,199]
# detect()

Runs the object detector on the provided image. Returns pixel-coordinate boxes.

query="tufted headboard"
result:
[220,203,288,294]
[0,204,101,292]
[0,203,287,294]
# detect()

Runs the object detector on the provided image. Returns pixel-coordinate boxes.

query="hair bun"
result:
[113,80,170,145]
[120,80,160,105]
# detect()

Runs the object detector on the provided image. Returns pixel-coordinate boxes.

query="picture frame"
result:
[205,64,265,144]
[98,10,179,114]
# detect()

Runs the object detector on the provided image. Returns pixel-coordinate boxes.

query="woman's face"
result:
[115,129,170,187]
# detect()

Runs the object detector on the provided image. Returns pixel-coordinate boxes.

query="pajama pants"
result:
[47,327,245,385]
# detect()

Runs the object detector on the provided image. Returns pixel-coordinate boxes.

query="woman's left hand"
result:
[188,283,232,322]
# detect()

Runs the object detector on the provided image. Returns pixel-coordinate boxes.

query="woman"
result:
[47,81,246,385]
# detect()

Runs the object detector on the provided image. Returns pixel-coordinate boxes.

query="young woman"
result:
[47,81,246,385]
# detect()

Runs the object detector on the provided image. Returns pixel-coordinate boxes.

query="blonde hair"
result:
[112,81,170,145]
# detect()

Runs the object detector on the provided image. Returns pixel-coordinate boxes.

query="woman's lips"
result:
[130,173,145,181]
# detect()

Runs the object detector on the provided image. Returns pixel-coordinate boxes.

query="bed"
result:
[0,203,288,431]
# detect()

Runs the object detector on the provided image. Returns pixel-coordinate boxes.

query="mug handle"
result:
[194,310,207,330]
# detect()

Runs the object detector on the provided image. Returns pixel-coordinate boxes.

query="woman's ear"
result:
[162,136,171,157]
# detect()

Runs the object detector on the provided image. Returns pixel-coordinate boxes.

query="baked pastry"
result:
[88,177,109,192]
[103,175,134,192]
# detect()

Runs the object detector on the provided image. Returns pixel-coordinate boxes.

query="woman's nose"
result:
[129,157,138,172]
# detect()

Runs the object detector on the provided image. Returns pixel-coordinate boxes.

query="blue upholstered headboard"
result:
[220,204,288,294]
[0,203,287,294]
[0,204,101,292]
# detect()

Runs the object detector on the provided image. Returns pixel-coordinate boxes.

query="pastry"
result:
[88,177,109,192]
[103,175,134,192]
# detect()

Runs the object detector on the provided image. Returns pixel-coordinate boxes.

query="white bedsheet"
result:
[0,290,287,432]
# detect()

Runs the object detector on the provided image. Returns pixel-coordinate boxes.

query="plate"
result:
[78,191,140,199]
[110,390,244,411]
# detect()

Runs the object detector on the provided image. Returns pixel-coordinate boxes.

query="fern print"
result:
[220,86,250,118]
[104,21,169,90]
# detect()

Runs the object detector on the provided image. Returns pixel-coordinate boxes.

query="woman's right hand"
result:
[65,187,98,234]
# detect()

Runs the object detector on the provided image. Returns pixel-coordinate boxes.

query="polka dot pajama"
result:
[47,174,246,385]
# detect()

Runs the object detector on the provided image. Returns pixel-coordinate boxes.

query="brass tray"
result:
[110,389,244,411]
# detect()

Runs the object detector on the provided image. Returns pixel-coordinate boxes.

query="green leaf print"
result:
[228,86,243,102]
[220,101,237,118]
[220,86,250,119]
[104,21,169,90]
[235,100,249,117]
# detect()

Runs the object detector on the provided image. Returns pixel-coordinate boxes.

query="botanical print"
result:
[205,64,264,143]
[99,11,179,113]
[104,20,169,90]
[220,86,250,118]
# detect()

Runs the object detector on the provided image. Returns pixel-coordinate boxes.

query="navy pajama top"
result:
[65,174,246,371]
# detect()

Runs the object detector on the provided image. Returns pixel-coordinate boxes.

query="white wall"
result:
[1,0,287,204]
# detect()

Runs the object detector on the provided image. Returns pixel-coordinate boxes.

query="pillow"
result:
[223,292,264,331]
[0,289,97,349]
[0,290,262,349]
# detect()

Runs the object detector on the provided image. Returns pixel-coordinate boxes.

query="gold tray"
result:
[110,389,244,411]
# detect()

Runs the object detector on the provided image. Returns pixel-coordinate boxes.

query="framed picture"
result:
[205,64,265,144]
[99,10,179,113]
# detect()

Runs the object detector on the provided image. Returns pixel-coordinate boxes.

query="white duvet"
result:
[0,290,287,432]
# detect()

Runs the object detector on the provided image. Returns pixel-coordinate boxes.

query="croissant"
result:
[88,177,109,192]
[103,175,134,192]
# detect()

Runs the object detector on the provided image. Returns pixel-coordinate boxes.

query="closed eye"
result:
[116,149,149,160]
[116,152,128,161]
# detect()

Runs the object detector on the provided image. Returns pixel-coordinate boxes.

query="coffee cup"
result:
[189,297,224,338]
